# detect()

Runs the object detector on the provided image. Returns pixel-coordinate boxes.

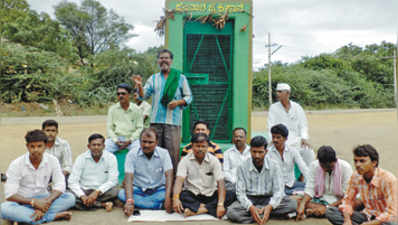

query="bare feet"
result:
[54,211,72,221]
[103,202,113,212]
[184,208,195,217]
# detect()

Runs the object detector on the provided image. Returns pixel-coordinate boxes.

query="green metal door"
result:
[182,21,233,143]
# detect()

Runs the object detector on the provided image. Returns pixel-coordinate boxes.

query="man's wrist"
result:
[126,198,134,205]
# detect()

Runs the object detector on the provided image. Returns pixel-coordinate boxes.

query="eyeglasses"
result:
[117,92,127,96]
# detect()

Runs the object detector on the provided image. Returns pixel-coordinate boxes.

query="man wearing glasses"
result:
[105,83,144,153]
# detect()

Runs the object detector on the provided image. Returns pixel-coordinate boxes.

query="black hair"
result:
[353,144,379,167]
[193,120,210,131]
[25,129,48,143]
[250,136,267,148]
[191,133,209,144]
[233,127,247,135]
[117,83,132,93]
[157,49,174,59]
[42,119,58,129]
[270,124,289,138]
[88,133,105,143]
[317,145,337,164]
[140,128,158,141]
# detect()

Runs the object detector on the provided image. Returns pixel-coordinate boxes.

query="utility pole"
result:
[267,33,272,105]
[265,32,282,105]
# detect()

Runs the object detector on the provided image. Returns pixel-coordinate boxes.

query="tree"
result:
[54,0,135,64]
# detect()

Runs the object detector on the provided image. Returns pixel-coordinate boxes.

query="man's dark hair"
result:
[117,83,132,93]
[193,120,210,131]
[88,133,105,143]
[157,49,174,59]
[25,129,48,143]
[42,119,58,129]
[140,128,159,141]
[353,144,379,167]
[270,124,289,138]
[191,133,209,144]
[317,145,337,164]
[250,136,267,148]
[233,127,247,135]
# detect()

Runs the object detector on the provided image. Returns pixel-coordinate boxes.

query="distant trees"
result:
[253,42,396,109]
[54,0,134,64]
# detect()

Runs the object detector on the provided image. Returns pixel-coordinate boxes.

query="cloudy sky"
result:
[27,0,398,69]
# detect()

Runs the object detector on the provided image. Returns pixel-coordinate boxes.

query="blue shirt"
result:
[125,146,173,190]
[143,72,192,126]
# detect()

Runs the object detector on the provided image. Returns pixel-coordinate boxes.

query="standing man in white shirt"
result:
[267,124,309,196]
[1,130,75,224]
[68,133,119,212]
[42,119,73,181]
[223,127,251,192]
[267,83,314,167]
[133,90,151,128]
[296,146,353,220]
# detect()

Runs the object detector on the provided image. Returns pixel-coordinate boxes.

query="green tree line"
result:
[1,0,396,109]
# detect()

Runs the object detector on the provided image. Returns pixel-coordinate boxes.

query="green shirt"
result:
[106,102,143,142]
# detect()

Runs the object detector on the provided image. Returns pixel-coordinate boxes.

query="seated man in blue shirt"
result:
[119,128,173,216]
[68,133,119,212]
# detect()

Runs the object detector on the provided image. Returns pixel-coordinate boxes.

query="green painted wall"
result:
[165,0,253,142]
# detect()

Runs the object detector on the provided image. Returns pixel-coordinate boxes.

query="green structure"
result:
[165,0,253,145]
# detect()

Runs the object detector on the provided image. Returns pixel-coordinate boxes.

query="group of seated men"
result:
[1,119,397,225]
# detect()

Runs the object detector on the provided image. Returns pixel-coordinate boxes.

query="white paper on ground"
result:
[127,210,219,222]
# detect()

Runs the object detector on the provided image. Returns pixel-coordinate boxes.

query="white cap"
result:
[276,83,291,92]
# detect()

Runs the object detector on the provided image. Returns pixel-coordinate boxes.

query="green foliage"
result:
[253,42,395,109]
[54,0,135,64]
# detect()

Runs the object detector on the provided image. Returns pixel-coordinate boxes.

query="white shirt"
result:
[46,137,73,173]
[267,145,309,188]
[68,150,118,197]
[305,159,353,204]
[4,153,65,199]
[223,144,251,184]
[267,100,309,147]
[135,101,151,127]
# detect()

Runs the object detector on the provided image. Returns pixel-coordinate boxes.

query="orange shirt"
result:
[339,168,397,222]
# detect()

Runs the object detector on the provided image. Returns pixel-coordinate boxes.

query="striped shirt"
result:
[235,156,285,210]
[339,168,398,222]
[181,141,223,164]
[143,72,192,126]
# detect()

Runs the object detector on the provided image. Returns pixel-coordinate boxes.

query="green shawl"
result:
[161,68,181,106]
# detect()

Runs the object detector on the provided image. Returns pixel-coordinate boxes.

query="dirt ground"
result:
[0,110,397,225]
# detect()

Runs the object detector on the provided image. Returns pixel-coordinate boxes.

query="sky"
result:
[27,0,398,69]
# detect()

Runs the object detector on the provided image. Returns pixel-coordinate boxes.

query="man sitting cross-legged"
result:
[326,144,398,225]
[227,136,297,224]
[223,127,251,192]
[0,130,75,224]
[119,128,174,216]
[296,145,352,220]
[68,133,119,212]
[173,133,235,218]
[267,124,309,196]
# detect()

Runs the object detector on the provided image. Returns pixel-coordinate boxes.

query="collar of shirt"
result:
[116,102,136,111]
[137,147,160,159]
[83,150,105,162]
[269,144,290,154]
[357,168,381,188]
[232,144,250,154]
[24,152,49,170]
[188,152,210,163]
[248,157,270,173]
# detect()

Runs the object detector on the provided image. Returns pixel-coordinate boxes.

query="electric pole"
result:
[265,32,282,105]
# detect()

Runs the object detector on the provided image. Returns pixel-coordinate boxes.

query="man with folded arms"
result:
[227,136,297,224]
[120,128,173,216]
[173,133,234,218]
[68,133,119,212]
[326,145,397,225]
[296,145,352,219]
[1,130,75,224]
